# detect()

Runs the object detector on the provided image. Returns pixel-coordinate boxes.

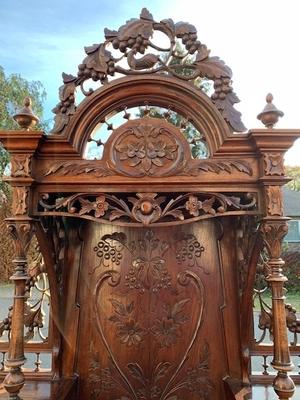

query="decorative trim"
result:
[38,191,257,226]
[43,158,253,178]
[51,8,245,134]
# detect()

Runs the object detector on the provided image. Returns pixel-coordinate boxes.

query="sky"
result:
[1,0,300,165]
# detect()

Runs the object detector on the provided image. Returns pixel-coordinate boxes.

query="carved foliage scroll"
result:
[38,191,257,226]
[52,8,246,134]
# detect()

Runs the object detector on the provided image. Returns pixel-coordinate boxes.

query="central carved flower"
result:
[116,123,178,175]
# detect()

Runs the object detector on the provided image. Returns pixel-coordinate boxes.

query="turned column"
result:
[251,94,300,400]
[3,219,34,399]
[0,98,43,399]
[260,217,295,399]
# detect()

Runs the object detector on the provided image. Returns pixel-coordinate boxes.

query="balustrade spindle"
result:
[262,355,270,375]
[34,352,41,372]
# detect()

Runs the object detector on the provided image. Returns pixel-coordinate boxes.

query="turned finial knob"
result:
[257,93,284,128]
[13,97,39,130]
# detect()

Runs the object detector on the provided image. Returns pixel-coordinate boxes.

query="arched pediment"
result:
[50,75,233,157]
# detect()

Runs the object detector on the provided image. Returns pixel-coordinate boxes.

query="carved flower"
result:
[185,195,216,217]
[120,139,177,174]
[117,319,146,347]
[151,317,179,347]
[79,195,109,218]
[185,195,202,217]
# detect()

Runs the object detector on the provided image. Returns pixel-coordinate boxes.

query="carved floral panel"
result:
[85,228,215,400]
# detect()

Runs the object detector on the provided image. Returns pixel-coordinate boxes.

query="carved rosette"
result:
[264,153,285,176]
[11,154,31,177]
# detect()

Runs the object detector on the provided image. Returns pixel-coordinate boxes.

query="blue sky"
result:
[1,0,300,164]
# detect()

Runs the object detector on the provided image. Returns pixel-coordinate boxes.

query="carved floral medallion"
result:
[105,118,187,177]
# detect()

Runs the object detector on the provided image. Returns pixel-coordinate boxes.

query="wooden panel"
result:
[73,219,241,399]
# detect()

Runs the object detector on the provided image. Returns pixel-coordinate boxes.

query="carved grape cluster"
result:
[180,32,201,54]
[58,94,75,114]
[175,235,204,265]
[111,34,150,54]
[0,306,13,333]
[211,77,232,101]
[94,240,123,266]
[77,62,114,82]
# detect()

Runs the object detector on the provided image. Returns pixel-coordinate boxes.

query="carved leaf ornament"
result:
[52,8,246,134]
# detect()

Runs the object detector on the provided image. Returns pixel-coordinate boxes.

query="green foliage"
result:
[285,166,300,191]
[0,66,48,130]
[282,250,300,293]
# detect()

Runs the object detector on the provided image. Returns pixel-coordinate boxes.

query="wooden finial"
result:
[257,93,284,128]
[13,97,39,130]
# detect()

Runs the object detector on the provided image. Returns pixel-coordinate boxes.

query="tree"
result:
[285,166,300,191]
[0,66,48,281]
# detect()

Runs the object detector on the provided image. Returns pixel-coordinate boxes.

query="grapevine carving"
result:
[52,8,245,134]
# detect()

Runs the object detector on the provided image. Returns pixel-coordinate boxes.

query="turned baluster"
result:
[261,218,295,400]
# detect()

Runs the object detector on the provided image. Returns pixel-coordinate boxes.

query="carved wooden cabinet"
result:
[0,8,299,400]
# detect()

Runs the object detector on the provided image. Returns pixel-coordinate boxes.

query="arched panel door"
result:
[74,218,241,400]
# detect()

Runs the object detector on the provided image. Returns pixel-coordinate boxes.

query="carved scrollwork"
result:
[38,191,257,226]
[52,8,245,134]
